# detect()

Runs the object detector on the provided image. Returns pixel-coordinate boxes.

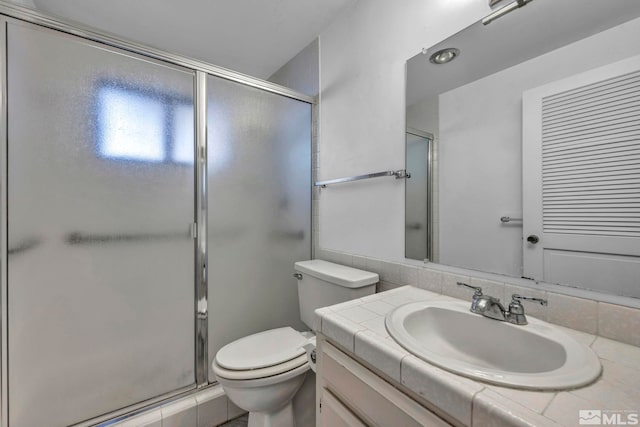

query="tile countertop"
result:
[314,286,640,427]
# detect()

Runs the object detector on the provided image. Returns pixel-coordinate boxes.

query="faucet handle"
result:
[511,294,548,306]
[457,282,483,296]
[507,294,547,325]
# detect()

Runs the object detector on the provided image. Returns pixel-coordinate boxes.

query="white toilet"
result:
[212,259,379,427]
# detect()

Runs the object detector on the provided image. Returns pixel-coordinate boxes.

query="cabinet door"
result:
[320,341,451,427]
[321,390,368,427]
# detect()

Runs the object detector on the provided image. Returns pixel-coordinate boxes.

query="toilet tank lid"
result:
[294,260,379,288]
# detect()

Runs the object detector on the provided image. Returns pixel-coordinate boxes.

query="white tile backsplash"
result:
[547,293,598,334]
[351,254,368,270]
[441,273,472,300]
[469,278,506,303]
[598,302,640,347]
[378,280,398,293]
[315,249,640,346]
[379,260,401,284]
[418,268,444,293]
[398,264,418,285]
[397,285,440,301]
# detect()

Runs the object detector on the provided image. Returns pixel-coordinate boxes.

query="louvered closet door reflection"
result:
[7,21,195,427]
[523,55,640,297]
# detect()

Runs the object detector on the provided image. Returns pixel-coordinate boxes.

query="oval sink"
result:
[385,300,601,390]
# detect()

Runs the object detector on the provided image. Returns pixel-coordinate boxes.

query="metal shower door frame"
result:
[0,2,315,425]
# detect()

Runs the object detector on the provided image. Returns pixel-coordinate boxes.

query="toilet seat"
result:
[213,327,310,381]
[213,353,308,380]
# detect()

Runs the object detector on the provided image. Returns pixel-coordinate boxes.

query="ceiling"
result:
[25,0,355,79]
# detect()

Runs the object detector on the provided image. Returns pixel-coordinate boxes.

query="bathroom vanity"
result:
[314,286,640,427]
[317,338,449,426]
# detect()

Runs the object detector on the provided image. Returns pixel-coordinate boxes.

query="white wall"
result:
[269,38,319,97]
[407,97,439,138]
[318,0,491,261]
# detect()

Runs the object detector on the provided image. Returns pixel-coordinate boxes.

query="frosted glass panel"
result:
[98,86,167,162]
[7,22,195,427]
[405,133,431,261]
[206,75,311,381]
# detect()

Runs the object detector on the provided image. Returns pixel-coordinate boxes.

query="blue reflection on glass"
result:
[96,82,194,164]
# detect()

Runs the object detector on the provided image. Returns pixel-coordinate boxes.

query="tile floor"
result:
[219,414,248,426]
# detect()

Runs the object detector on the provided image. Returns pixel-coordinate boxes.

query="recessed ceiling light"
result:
[428,48,460,65]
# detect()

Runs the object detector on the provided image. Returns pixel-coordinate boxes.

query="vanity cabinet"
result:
[316,336,451,427]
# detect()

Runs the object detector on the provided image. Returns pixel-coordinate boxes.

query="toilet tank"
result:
[294,260,379,330]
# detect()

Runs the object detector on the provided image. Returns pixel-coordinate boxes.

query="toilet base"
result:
[248,401,294,427]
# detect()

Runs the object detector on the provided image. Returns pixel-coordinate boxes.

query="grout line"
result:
[540,393,558,421]
[540,393,558,416]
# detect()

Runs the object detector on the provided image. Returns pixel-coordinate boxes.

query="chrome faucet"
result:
[506,294,548,325]
[456,282,547,325]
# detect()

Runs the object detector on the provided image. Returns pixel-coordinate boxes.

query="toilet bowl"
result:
[213,260,379,427]
[212,327,312,427]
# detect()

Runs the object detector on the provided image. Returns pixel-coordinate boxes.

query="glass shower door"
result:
[6,20,196,426]
[405,131,433,261]
[206,75,312,380]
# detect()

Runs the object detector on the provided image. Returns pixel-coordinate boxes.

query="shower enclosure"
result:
[0,6,312,427]
[405,129,433,261]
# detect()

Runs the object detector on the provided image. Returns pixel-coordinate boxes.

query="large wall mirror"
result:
[405,0,640,299]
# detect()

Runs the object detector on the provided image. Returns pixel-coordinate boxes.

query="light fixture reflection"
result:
[428,48,460,65]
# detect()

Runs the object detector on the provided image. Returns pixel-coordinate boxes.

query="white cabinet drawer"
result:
[321,389,368,427]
